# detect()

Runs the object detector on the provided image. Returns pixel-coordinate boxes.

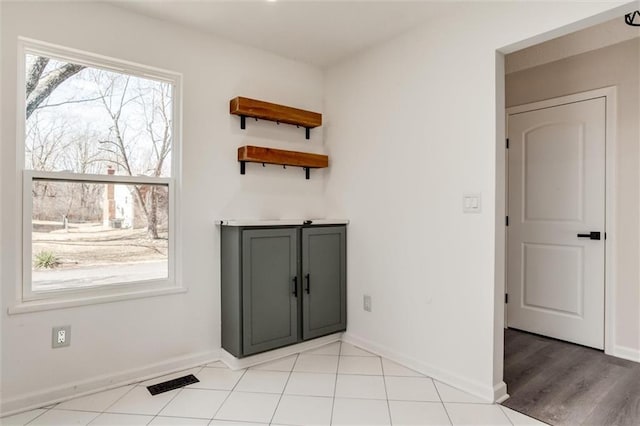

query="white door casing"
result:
[507,96,606,349]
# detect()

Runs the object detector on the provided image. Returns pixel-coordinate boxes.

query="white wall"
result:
[506,38,640,357]
[2,0,636,414]
[1,2,325,413]
[506,17,640,74]
[325,1,632,401]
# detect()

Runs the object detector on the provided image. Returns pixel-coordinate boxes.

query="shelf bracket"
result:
[304,167,310,180]
[240,115,246,130]
[240,161,246,175]
[305,127,310,140]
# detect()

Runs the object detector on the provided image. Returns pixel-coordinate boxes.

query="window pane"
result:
[31,180,169,291]
[25,54,172,177]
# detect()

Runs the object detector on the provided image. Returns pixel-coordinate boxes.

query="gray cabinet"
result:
[242,228,299,355]
[302,227,346,340]
[221,225,346,357]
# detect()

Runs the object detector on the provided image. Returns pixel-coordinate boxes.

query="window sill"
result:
[7,286,187,315]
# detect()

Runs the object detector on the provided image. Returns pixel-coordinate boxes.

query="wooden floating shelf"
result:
[238,145,328,180]
[230,97,322,140]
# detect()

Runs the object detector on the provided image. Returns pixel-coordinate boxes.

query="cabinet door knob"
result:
[305,273,311,294]
[292,276,298,298]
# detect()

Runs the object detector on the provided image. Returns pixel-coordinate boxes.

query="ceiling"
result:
[506,17,640,74]
[111,1,454,68]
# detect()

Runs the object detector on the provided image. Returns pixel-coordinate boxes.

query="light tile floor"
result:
[1,342,546,425]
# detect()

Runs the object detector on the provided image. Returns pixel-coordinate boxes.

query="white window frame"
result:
[11,38,183,313]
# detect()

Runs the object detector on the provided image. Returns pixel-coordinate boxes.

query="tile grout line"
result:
[19,349,340,425]
[208,363,249,423]
[22,405,57,425]
[211,420,265,426]
[87,381,139,420]
[81,411,103,425]
[328,341,342,426]
[23,405,96,426]
[433,380,454,426]
[84,387,439,401]
[312,353,377,357]
[379,355,394,425]
[18,363,517,426]
[268,353,300,425]
[85,411,106,425]
[26,372,144,425]
[145,365,206,425]
[88,381,154,425]
[48,390,456,410]
[498,404,516,426]
[18,342,535,426]
[48,385,440,408]
[134,365,205,388]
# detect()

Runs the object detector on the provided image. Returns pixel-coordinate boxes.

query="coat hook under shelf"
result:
[237,146,327,180]
[240,161,311,179]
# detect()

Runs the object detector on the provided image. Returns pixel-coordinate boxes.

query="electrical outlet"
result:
[52,325,71,348]
[363,295,372,312]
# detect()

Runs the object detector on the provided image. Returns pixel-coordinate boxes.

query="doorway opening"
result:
[495,10,640,425]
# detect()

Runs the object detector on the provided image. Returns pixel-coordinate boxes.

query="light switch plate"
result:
[463,193,482,214]
[363,295,372,312]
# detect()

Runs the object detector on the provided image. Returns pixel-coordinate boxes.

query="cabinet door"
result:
[302,226,346,340]
[242,228,299,355]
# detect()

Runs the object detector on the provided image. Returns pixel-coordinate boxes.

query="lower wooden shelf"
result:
[237,145,328,180]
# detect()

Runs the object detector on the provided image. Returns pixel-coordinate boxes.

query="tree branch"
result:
[36,96,102,110]
[26,63,85,120]
[26,56,49,99]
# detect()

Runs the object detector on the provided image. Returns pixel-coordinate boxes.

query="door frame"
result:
[505,86,617,356]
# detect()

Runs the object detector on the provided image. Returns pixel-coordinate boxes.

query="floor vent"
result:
[146,374,199,395]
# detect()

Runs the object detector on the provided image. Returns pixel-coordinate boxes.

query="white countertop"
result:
[218,219,349,226]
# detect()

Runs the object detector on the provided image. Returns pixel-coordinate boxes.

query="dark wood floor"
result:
[502,328,640,426]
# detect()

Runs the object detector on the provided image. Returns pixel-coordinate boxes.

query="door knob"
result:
[577,231,601,240]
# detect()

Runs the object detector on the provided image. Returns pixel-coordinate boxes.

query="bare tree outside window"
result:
[24,52,174,293]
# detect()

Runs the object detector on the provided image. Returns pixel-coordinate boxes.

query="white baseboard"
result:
[342,332,500,403]
[494,382,509,403]
[221,332,343,370]
[1,349,221,417]
[613,344,640,363]
[3,329,512,417]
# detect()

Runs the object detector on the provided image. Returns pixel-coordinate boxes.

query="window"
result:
[19,39,181,305]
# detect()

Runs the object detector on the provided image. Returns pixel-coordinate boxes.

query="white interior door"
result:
[507,97,605,349]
